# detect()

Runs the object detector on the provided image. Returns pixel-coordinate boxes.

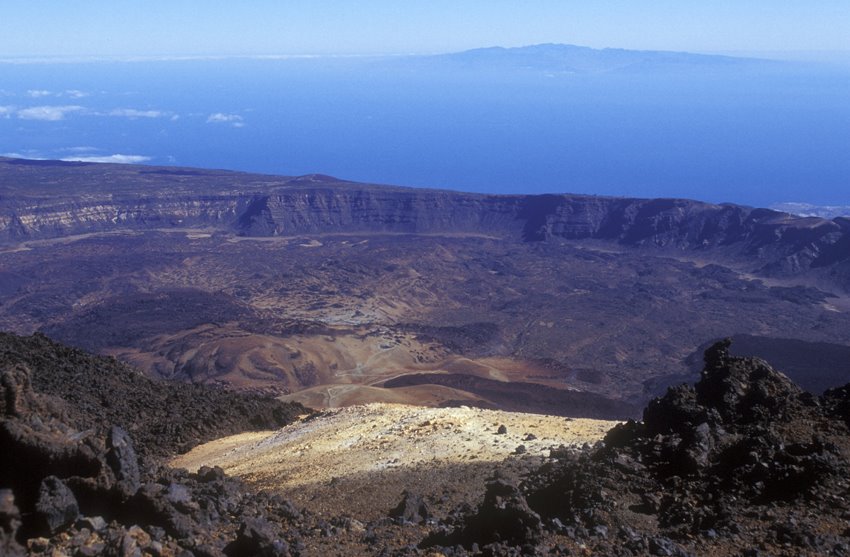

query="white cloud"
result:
[0,106,14,118]
[65,90,89,98]
[206,112,245,127]
[2,152,45,160]
[2,148,155,165]
[60,154,152,164]
[105,108,169,119]
[17,105,83,121]
[27,89,53,98]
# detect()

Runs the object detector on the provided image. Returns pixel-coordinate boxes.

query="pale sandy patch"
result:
[172,403,617,491]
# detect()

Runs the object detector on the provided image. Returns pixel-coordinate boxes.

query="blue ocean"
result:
[1,50,849,207]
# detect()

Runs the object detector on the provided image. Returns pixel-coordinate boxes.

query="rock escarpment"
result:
[2,158,850,288]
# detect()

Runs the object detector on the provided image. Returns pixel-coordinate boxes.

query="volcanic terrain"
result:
[3,158,850,417]
[2,333,850,556]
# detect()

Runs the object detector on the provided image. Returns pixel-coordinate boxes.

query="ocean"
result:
[1,54,849,207]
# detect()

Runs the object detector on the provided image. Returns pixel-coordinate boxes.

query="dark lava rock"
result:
[0,332,306,460]
[823,383,850,426]
[648,536,693,556]
[695,338,805,424]
[225,517,289,557]
[35,476,79,535]
[0,489,24,556]
[0,489,20,533]
[107,425,140,497]
[436,339,850,555]
[426,479,542,549]
[0,363,103,519]
[497,424,508,435]
[389,491,431,525]
[0,342,309,556]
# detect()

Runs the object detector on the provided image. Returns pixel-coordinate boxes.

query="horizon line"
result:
[3,43,844,65]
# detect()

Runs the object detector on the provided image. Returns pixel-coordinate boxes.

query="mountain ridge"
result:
[2,157,849,291]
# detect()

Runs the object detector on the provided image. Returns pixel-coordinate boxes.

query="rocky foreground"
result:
[1,335,850,556]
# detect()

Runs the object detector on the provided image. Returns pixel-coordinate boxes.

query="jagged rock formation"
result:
[424,339,850,555]
[2,158,850,287]
[0,347,312,555]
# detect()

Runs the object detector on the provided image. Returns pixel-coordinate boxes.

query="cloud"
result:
[17,105,83,121]
[2,151,45,160]
[206,112,244,127]
[104,108,169,119]
[11,104,173,122]
[24,89,89,99]
[60,154,152,164]
[2,148,155,165]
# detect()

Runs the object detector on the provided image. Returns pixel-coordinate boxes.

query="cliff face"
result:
[235,190,529,237]
[2,157,849,287]
[1,194,243,240]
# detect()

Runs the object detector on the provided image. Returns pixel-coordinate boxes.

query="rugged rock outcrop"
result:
[0,355,312,555]
[425,340,850,555]
[0,332,306,459]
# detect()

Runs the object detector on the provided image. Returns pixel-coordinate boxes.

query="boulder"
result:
[459,479,542,547]
[106,426,140,497]
[34,476,79,535]
[389,491,431,524]
[224,517,289,557]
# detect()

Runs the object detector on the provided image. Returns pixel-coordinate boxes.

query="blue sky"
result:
[2,1,849,58]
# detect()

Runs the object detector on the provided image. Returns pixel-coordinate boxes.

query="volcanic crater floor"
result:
[171,403,617,520]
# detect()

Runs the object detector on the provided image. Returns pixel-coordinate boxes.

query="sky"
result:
[2,1,850,59]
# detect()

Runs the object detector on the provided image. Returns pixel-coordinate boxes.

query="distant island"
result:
[418,43,771,73]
